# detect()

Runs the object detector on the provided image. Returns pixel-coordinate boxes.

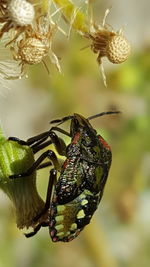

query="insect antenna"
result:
[88,111,121,121]
[50,111,121,127]
[50,115,74,126]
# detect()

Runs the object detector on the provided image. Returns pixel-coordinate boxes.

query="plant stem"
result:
[0,130,45,229]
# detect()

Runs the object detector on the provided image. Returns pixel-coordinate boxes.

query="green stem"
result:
[0,133,45,229]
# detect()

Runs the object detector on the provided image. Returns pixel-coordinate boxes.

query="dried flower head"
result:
[0,0,35,41]
[87,27,131,65]
[10,15,61,78]
[85,9,131,64]
[84,9,131,85]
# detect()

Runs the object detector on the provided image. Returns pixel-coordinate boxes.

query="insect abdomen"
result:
[49,189,99,242]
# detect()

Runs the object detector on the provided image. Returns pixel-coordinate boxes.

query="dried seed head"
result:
[18,37,49,65]
[86,9,131,65]
[84,9,131,86]
[8,0,35,26]
[87,29,131,65]
[106,34,131,64]
[10,16,61,78]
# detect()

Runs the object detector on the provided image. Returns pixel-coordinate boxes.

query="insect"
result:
[9,111,120,242]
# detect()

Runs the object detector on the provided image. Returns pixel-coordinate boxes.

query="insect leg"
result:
[8,137,28,145]
[32,129,69,156]
[45,169,57,209]
[31,139,53,154]
[8,117,72,155]
[8,128,68,155]
[37,162,52,170]
[9,127,69,154]
[9,150,60,179]
[30,130,68,155]
[37,159,64,170]
[48,131,67,156]
[8,118,71,151]
[26,131,50,145]
[33,169,57,222]
[50,126,71,137]
[8,132,50,147]
[26,124,71,146]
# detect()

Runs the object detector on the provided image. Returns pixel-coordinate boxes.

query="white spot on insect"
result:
[8,0,35,26]
[56,232,64,237]
[66,231,70,236]
[79,189,92,199]
[70,223,77,231]
[81,199,88,206]
[57,205,66,213]
[84,189,93,196]
[77,209,85,219]
[55,215,64,223]
[55,224,64,231]
[79,193,86,200]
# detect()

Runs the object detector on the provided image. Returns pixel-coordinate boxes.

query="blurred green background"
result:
[0,0,150,267]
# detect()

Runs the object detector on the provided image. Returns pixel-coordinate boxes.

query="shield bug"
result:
[9,111,120,242]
